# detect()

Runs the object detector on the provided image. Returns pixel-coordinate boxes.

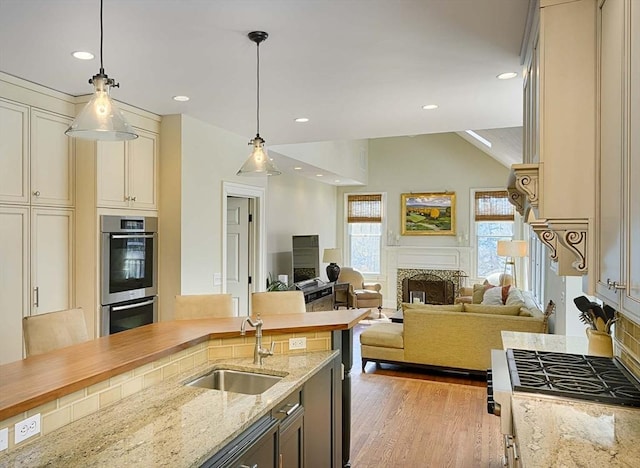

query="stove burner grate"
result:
[506,349,640,407]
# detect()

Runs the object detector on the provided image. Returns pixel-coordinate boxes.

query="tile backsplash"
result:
[615,312,640,379]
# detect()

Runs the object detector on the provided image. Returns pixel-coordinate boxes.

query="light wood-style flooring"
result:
[349,322,504,468]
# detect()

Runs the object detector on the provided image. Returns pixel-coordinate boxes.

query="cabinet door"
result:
[622,2,640,319]
[596,0,625,307]
[30,109,74,206]
[303,361,335,468]
[97,140,128,208]
[31,207,74,315]
[128,130,158,209]
[0,99,29,204]
[279,408,304,468]
[0,206,29,364]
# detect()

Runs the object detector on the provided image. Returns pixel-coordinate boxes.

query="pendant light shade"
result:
[237,31,281,176]
[65,0,137,141]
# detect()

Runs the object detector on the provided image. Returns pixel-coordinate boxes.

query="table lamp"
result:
[497,240,528,288]
[323,248,342,283]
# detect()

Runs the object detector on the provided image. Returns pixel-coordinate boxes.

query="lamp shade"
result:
[236,136,281,176]
[323,248,342,264]
[497,240,528,258]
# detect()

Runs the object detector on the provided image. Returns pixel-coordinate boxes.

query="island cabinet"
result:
[594,0,640,322]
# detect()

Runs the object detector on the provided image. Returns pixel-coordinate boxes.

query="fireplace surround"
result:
[396,268,465,309]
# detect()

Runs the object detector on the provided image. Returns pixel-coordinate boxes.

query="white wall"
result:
[265,172,338,284]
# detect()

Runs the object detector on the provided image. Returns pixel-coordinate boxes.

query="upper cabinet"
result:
[96,129,158,210]
[30,109,75,206]
[0,100,74,207]
[510,0,597,277]
[0,99,29,204]
[595,0,640,322]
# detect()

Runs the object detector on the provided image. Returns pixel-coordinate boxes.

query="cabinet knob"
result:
[33,190,40,197]
[606,278,626,290]
[131,196,137,202]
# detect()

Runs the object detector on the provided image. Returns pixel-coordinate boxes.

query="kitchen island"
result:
[502,331,640,467]
[0,309,369,466]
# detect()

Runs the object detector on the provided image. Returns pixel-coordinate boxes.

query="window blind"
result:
[474,190,514,221]
[347,194,382,223]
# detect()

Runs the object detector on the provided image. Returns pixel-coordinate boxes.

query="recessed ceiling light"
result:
[294,117,309,123]
[497,72,518,80]
[294,167,302,170]
[422,104,438,110]
[334,179,341,183]
[316,174,323,177]
[173,95,190,102]
[71,51,94,60]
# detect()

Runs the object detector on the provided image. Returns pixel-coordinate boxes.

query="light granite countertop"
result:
[501,332,640,467]
[512,394,640,468]
[0,350,338,468]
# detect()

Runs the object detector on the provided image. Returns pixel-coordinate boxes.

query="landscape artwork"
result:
[401,192,456,235]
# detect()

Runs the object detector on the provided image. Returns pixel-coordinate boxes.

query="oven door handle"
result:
[110,234,156,239]
[112,299,156,311]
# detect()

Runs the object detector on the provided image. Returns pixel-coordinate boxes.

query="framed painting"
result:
[401,192,456,235]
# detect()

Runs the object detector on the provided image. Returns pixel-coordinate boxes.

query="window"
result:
[346,193,383,275]
[474,190,514,278]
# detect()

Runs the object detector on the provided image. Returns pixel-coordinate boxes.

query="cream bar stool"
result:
[23,308,89,357]
[251,291,306,315]
[174,294,234,320]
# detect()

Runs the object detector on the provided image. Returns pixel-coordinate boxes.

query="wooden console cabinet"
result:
[295,281,334,311]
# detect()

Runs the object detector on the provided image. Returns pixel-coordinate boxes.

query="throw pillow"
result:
[472,284,493,304]
[402,303,464,312]
[481,286,504,305]
[464,304,522,316]
[505,288,525,307]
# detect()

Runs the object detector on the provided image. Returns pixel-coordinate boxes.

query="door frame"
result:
[222,182,266,309]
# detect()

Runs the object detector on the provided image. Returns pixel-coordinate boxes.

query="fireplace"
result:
[396,269,465,309]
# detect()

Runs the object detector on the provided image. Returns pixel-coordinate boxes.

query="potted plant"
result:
[266,273,289,291]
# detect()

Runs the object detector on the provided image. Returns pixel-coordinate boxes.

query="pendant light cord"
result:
[256,40,260,136]
[99,0,104,74]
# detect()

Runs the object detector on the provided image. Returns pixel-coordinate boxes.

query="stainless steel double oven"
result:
[100,215,158,335]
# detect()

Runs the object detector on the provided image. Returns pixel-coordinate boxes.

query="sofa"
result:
[360,300,550,374]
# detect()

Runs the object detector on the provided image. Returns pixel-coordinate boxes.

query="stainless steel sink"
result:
[186,369,283,395]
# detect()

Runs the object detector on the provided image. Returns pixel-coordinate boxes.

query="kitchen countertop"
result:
[502,331,640,467]
[511,394,640,468]
[0,309,369,421]
[0,351,340,467]
[501,330,589,355]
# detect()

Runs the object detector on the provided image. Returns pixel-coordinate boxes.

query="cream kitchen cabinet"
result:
[30,109,75,207]
[0,206,29,364]
[0,206,74,364]
[96,129,158,210]
[0,102,74,207]
[595,0,640,322]
[0,99,29,204]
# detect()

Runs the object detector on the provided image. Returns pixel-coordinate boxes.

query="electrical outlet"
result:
[0,428,8,451]
[14,413,40,444]
[289,337,307,350]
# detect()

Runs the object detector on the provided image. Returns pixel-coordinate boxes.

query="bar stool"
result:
[23,308,89,356]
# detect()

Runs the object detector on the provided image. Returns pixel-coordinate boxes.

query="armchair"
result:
[337,267,383,314]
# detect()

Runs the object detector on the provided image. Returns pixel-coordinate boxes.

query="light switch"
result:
[213,273,222,286]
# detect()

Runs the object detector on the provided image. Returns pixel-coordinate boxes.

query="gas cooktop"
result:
[506,348,640,408]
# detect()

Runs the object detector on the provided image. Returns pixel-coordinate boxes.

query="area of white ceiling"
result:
[0,0,529,173]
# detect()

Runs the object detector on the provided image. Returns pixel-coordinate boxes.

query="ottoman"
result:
[359,322,404,371]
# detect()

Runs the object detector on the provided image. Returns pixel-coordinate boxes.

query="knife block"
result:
[586,328,613,357]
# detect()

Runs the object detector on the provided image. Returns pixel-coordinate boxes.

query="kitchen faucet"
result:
[240,315,275,365]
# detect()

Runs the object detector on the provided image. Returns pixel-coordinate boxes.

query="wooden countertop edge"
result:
[0,309,370,421]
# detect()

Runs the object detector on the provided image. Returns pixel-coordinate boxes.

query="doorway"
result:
[222,182,266,316]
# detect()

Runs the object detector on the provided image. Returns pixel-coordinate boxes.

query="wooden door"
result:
[128,130,157,209]
[0,206,29,364]
[0,99,29,204]
[31,207,74,315]
[226,197,249,316]
[30,109,74,206]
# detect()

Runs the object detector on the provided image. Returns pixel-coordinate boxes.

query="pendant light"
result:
[237,31,281,176]
[65,0,138,141]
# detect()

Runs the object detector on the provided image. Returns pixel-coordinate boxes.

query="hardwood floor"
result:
[349,322,504,468]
